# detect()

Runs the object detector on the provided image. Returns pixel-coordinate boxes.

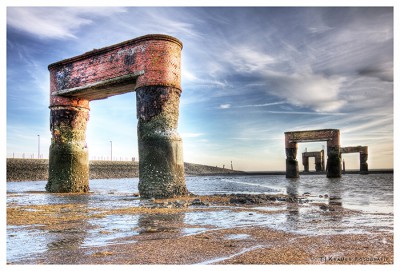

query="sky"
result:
[5,5,395,171]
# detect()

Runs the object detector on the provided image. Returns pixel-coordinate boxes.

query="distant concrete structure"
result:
[285,129,341,178]
[46,34,188,198]
[302,149,325,172]
[340,146,368,174]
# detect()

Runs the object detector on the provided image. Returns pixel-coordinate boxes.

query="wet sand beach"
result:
[7,188,393,265]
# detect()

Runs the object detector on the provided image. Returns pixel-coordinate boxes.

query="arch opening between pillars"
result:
[340,146,369,174]
[285,129,341,178]
[302,150,325,172]
[46,34,188,198]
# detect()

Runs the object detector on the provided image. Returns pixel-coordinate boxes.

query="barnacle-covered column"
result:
[315,152,323,172]
[136,37,187,198]
[47,96,90,192]
[136,86,187,198]
[302,154,309,172]
[285,133,299,178]
[326,130,342,178]
[360,146,368,174]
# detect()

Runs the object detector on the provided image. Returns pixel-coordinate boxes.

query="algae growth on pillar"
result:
[285,137,299,178]
[136,85,187,198]
[326,129,341,178]
[47,97,90,192]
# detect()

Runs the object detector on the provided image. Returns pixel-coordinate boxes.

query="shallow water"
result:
[7,174,393,213]
[7,174,393,263]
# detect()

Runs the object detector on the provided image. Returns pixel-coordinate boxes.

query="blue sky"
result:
[5,5,394,171]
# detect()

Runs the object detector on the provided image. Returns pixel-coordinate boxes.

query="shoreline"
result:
[6,158,393,182]
[246,169,393,175]
[6,158,243,182]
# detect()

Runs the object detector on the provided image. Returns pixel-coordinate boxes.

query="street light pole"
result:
[37,135,40,159]
[110,141,112,161]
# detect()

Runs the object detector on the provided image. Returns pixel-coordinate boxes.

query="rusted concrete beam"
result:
[51,71,144,101]
[302,151,322,157]
[285,129,338,143]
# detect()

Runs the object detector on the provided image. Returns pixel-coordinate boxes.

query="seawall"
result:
[6,159,243,182]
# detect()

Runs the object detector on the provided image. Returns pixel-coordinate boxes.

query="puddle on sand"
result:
[225,234,251,240]
[184,210,285,230]
[82,214,140,248]
[184,206,392,236]
[7,226,48,263]
[251,205,287,212]
[84,212,190,247]
[7,191,141,210]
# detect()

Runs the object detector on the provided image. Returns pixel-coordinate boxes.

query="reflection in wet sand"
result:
[6,174,393,264]
[138,212,185,237]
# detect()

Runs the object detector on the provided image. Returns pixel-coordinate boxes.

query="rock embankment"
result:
[6,159,243,182]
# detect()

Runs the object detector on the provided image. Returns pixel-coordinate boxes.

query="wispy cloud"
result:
[266,110,348,115]
[141,9,202,39]
[238,101,286,108]
[341,114,393,134]
[224,46,277,73]
[308,8,393,82]
[219,104,231,109]
[203,7,393,115]
[219,101,286,110]
[262,70,347,112]
[207,36,348,113]
[7,7,126,39]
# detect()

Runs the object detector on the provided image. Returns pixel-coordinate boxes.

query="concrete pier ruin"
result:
[285,129,341,178]
[302,150,325,172]
[341,146,368,174]
[46,34,188,198]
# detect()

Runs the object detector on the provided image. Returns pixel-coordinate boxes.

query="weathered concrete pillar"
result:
[47,97,90,192]
[285,134,299,178]
[302,155,309,172]
[326,130,341,178]
[315,153,323,172]
[46,34,188,196]
[136,85,187,198]
[360,146,368,174]
[134,36,187,198]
